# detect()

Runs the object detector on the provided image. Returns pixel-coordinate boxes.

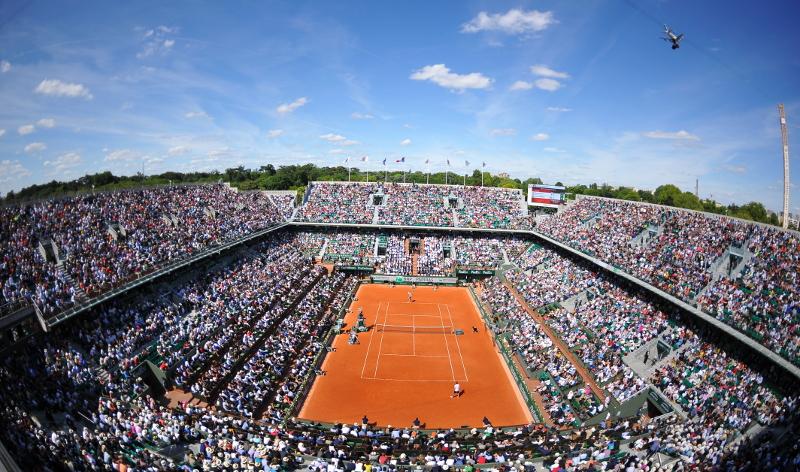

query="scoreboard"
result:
[527,184,566,208]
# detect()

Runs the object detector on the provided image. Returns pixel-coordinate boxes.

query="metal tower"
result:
[779,104,790,228]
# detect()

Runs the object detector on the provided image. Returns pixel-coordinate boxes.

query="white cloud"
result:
[534,78,562,91]
[0,129,5,138]
[185,111,211,119]
[37,118,56,128]
[276,97,308,114]
[320,133,346,143]
[0,160,30,183]
[319,133,359,145]
[723,164,746,174]
[400,138,412,146]
[328,149,346,155]
[266,129,284,139]
[24,142,47,153]
[18,124,35,135]
[351,112,374,120]
[168,145,190,156]
[642,130,700,141]
[531,133,550,141]
[530,65,569,79]
[138,25,178,59]
[544,146,566,153]
[461,8,556,35]
[410,64,492,91]
[546,106,572,112]
[44,152,82,172]
[207,147,231,160]
[104,149,140,162]
[510,80,533,91]
[35,79,93,99]
[0,60,10,73]
[490,128,517,137]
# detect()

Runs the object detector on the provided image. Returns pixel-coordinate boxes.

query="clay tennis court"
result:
[298,284,532,428]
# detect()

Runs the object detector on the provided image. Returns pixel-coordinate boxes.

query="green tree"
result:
[654,184,682,206]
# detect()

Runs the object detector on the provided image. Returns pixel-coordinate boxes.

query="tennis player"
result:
[451,381,461,399]
[407,290,413,302]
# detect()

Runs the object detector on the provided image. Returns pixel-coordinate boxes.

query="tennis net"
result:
[374,324,454,334]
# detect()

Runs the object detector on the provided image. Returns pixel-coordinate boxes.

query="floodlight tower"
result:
[778,104,790,228]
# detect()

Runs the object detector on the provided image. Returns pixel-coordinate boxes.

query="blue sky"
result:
[0,0,798,212]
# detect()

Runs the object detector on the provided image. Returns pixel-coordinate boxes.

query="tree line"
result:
[2,164,784,227]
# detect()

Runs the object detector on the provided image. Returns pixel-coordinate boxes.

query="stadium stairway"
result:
[55,261,88,303]
[623,332,692,380]
[630,224,663,248]
[559,291,589,313]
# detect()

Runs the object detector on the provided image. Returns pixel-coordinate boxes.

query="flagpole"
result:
[348,162,352,182]
[481,171,484,187]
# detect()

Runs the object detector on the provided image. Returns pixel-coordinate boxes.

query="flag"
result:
[482,161,486,168]
[382,158,386,166]
[446,159,451,166]
[395,157,405,163]
[361,156,368,162]
[465,160,470,166]
[424,158,430,165]
[344,157,350,164]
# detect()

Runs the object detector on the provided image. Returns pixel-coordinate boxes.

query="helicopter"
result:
[662,25,684,49]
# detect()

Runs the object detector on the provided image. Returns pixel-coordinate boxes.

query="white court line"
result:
[391,301,439,306]
[359,302,381,379]
[362,377,456,382]
[412,308,416,355]
[381,353,449,358]
[446,304,470,382]
[385,313,442,318]
[436,303,457,382]
[372,301,390,378]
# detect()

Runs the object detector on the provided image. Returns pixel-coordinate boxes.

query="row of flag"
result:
[341,156,487,168]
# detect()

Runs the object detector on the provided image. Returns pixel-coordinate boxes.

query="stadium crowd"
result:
[0,184,285,318]
[538,196,800,366]
[1,183,800,471]
[296,181,530,229]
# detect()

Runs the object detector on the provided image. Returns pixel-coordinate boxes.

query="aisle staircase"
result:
[56,261,88,303]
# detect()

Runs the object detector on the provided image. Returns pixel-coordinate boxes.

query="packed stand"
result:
[376,234,412,274]
[324,233,376,265]
[455,186,529,229]
[377,183,453,227]
[416,236,454,276]
[538,196,800,366]
[268,193,296,221]
[698,224,800,365]
[0,184,284,318]
[296,182,374,224]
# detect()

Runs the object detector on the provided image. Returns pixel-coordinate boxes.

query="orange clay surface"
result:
[298,284,532,429]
